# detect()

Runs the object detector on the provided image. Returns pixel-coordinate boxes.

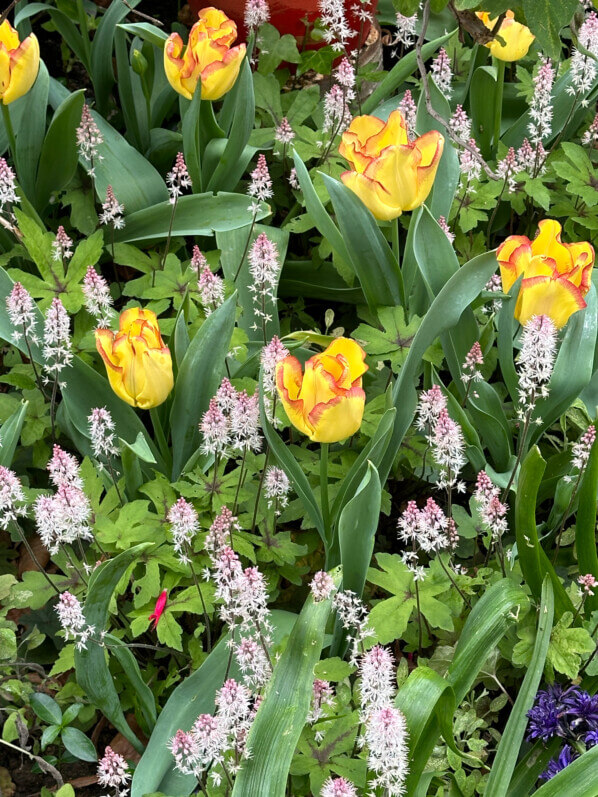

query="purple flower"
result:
[540,744,577,781]
[526,685,569,742]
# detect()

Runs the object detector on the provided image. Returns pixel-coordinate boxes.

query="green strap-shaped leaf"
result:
[169,292,237,479]
[532,285,598,445]
[0,400,28,468]
[575,440,598,615]
[292,149,351,266]
[322,173,404,311]
[339,462,380,597]
[362,30,456,114]
[181,85,203,192]
[207,60,255,192]
[496,277,521,403]
[35,89,85,210]
[532,744,598,796]
[485,578,554,797]
[469,66,497,158]
[231,579,338,797]
[378,251,499,484]
[74,543,153,753]
[105,634,157,732]
[113,193,271,243]
[259,370,325,541]
[413,207,479,394]
[91,0,141,114]
[468,381,513,472]
[217,223,288,342]
[331,407,395,523]
[402,579,527,791]
[130,610,297,797]
[515,446,575,617]
[16,61,49,201]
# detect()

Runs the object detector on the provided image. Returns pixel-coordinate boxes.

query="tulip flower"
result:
[164,7,246,101]
[477,10,535,62]
[339,110,444,221]
[497,219,595,329]
[149,589,168,629]
[0,20,40,105]
[276,338,368,444]
[95,307,174,409]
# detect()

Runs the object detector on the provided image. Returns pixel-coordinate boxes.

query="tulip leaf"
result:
[0,400,28,468]
[415,80,460,220]
[402,579,527,790]
[514,446,575,617]
[531,284,598,445]
[259,367,325,541]
[321,173,404,311]
[207,60,256,192]
[16,61,49,201]
[15,4,90,68]
[378,251,499,484]
[362,29,456,114]
[531,744,598,797]
[131,610,298,797]
[181,85,203,192]
[169,293,237,479]
[104,633,157,732]
[412,205,478,394]
[469,66,497,158]
[217,222,288,342]
[467,381,513,471]
[113,193,271,243]
[75,543,153,754]
[339,462,381,597]
[291,150,351,266]
[331,407,395,523]
[484,578,554,797]
[35,88,85,210]
[91,0,141,114]
[573,441,598,615]
[231,579,338,797]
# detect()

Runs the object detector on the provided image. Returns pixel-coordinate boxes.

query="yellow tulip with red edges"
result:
[477,10,535,62]
[95,308,174,409]
[497,219,595,329]
[276,338,368,444]
[0,19,40,105]
[339,109,444,221]
[164,7,246,101]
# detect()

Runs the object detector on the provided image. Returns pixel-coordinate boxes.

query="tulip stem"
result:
[149,407,171,470]
[1,102,17,172]
[493,58,506,153]
[320,443,331,544]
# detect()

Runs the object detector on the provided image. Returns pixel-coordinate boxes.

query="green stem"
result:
[320,442,331,547]
[391,216,401,270]
[2,101,17,171]
[149,407,171,469]
[493,58,506,153]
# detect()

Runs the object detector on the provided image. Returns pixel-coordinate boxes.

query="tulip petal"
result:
[517,275,586,329]
[201,44,246,101]
[531,219,573,273]
[340,169,401,221]
[135,346,175,410]
[307,386,366,443]
[0,20,19,51]
[565,241,595,294]
[95,329,135,407]
[323,337,368,383]
[497,236,532,293]
[2,33,39,105]
[276,356,314,438]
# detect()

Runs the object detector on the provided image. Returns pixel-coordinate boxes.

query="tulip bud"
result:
[131,49,148,77]
[276,338,368,443]
[95,307,174,409]
[149,589,168,629]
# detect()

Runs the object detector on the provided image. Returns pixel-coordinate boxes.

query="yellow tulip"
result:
[339,110,444,221]
[164,7,246,101]
[276,338,368,443]
[95,308,174,409]
[0,20,40,105]
[477,10,535,62]
[497,219,595,329]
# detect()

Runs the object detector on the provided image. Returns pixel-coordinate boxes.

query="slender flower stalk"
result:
[156,153,191,283]
[235,155,273,281]
[6,281,45,394]
[83,266,114,328]
[42,298,73,440]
